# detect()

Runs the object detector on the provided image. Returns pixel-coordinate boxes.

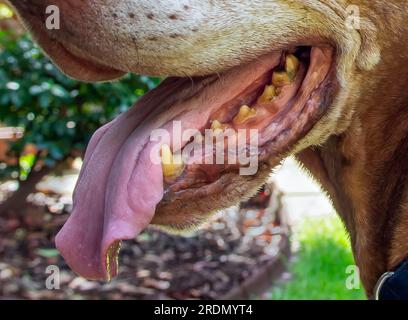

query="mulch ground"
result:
[0,184,288,300]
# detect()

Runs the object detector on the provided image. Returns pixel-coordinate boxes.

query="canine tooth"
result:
[161,144,184,178]
[285,54,299,80]
[257,85,277,104]
[272,71,291,87]
[234,105,257,124]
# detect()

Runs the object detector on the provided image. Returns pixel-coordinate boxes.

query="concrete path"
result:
[271,157,336,225]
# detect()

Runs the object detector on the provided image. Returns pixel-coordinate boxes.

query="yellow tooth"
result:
[285,54,299,80]
[161,144,173,165]
[211,120,225,131]
[161,144,184,178]
[272,71,291,87]
[211,120,228,136]
[257,85,277,104]
[234,105,257,125]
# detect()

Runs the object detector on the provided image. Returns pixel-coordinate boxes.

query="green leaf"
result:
[39,92,52,108]
[10,91,23,107]
[36,248,60,258]
[51,85,68,98]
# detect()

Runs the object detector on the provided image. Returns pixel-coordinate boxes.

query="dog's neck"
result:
[295,5,408,294]
[297,52,408,295]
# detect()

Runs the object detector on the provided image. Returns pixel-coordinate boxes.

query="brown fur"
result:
[8,0,408,297]
[297,4,408,294]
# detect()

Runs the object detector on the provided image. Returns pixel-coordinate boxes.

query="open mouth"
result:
[55,45,337,281]
[155,46,336,223]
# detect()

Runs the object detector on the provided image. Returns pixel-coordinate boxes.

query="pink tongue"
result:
[55,78,191,280]
[55,53,281,281]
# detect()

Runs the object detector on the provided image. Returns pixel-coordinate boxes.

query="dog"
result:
[7,0,408,299]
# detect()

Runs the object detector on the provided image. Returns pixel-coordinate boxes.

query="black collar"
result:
[375,260,408,300]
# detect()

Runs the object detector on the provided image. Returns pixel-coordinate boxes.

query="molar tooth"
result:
[234,105,257,125]
[161,144,184,178]
[272,71,291,87]
[257,85,277,104]
[285,54,299,80]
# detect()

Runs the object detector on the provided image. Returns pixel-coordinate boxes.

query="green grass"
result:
[271,215,367,300]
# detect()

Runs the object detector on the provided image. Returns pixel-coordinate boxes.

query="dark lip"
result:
[45,37,127,81]
[10,5,125,81]
[155,45,338,214]
[58,41,124,76]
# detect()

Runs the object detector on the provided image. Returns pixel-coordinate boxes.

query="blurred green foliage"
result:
[0,30,160,180]
[271,215,366,300]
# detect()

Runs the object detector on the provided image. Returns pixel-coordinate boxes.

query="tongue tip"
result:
[55,228,119,281]
[55,220,117,281]
[55,207,157,281]
[54,216,107,281]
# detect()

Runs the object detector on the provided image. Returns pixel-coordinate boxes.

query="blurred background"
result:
[0,2,365,300]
